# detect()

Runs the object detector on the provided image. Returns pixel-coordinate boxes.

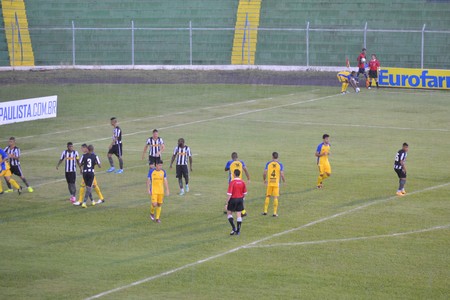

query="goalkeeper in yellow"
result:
[316,134,331,189]
[337,70,359,94]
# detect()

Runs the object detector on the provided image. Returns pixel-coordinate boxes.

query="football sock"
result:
[5,179,11,189]
[21,178,29,187]
[94,185,104,200]
[78,185,85,203]
[264,197,270,213]
[376,81,379,87]
[69,183,76,197]
[108,157,114,167]
[273,198,279,215]
[322,173,329,180]
[317,175,323,186]
[228,215,236,231]
[0,181,3,193]
[342,82,348,93]
[9,179,20,190]
[118,158,123,170]
[150,205,155,215]
[178,178,183,189]
[399,179,406,191]
[83,186,92,203]
[155,206,162,220]
[236,217,242,232]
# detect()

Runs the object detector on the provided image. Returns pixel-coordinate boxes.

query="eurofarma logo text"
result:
[379,68,450,90]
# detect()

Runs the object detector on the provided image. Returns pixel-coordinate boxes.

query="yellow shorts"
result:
[337,74,348,83]
[0,169,12,177]
[318,162,331,174]
[266,185,279,197]
[151,194,164,204]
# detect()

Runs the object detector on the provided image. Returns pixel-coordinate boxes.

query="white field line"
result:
[1,90,316,143]
[84,181,450,300]
[20,93,340,156]
[244,224,450,249]
[249,119,450,132]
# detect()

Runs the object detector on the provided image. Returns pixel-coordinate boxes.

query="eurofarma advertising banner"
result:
[0,96,58,125]
[378,67,450,90]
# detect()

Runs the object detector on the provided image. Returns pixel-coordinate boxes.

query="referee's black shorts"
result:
[227,198,244,212]
[108,144,122,157]
[394,168,407,179]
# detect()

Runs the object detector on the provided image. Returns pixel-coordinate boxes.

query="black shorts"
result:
[10,165,23,177]
[394,168,407,179]
[65,172,76,184]
[148,155,162,166]
[227,198,244,212]
[108,144,122,157]
[369,70,378,79]
[357,67,366,74]
[176,165,189,179]
[83,172,95,187]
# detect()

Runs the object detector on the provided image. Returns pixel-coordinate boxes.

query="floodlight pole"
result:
[11,22,15,68]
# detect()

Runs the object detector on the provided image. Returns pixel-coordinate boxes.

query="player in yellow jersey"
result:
[224,152,250,216]
[316,134,331,189]
[262,152,285,217]
[337,70,359,94]
[73,144,105,206]
[147,161,170,223]
[0,148,22,195]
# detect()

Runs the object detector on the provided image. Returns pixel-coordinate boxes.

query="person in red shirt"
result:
[368,54,380,89]
[356,48,368,85]
[226,169,247,235]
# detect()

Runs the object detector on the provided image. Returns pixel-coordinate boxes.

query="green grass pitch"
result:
[0,79,449,299]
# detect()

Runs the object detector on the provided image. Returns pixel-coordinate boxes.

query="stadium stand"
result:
[257,1,450,68]
[20,0,238,65]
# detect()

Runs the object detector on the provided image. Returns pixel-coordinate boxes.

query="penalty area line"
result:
[84,181,450,300]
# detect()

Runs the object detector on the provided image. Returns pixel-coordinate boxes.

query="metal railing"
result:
[1,21,449,69]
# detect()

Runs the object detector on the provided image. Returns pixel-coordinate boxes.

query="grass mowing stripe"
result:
[249,119,450,132]
[20,92,341,156]
[3,89,317,143]
[85,181,450,300]
[244,224,450,248]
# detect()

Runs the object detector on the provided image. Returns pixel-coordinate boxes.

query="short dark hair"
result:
[323,134,330,139]
[67,142,73,146]
[9,137,15,141]
[362,48,366,51]
[87,145,94,152]
[157,160,163,165]
[272,152,278,159]
[231,152,238,159]
[81,143,88,148]
[153,129,158,133]
[110,117,117,121]
[403,142,409,147]
[233,169,241,177]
